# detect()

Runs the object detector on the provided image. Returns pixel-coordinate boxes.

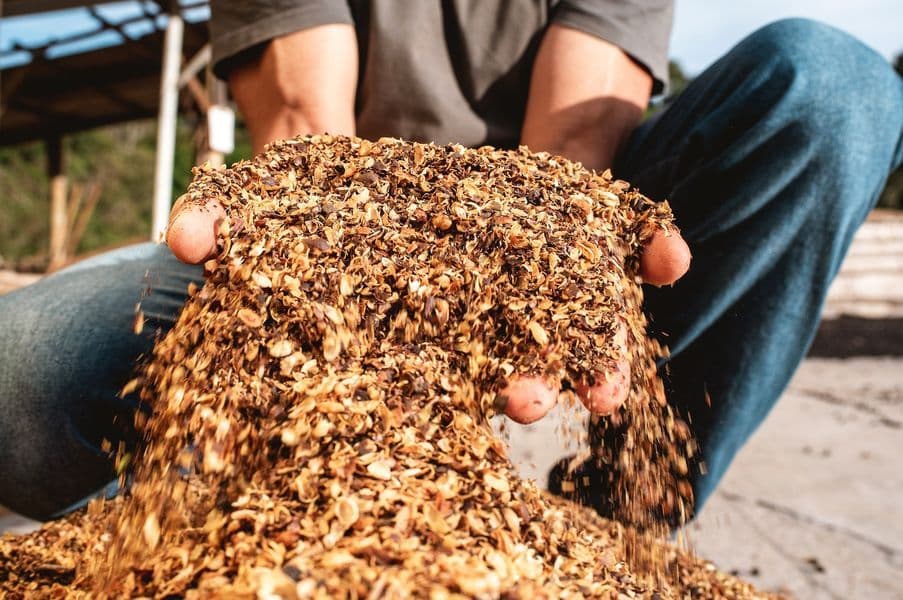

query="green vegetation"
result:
[1,57,900,269]
[0,118,252,269]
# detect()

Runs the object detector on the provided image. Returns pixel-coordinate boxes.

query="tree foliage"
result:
[0,119,251,269]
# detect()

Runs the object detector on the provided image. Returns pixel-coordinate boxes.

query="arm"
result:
[508,24,689,423]
[520,22,687,287]
[229,24,359,154]
[168,24,358,263]
[520,24,652,171]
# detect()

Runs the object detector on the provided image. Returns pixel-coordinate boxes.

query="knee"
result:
[750,18,888,84]
[745,18,901,142]
[741,19,901,221]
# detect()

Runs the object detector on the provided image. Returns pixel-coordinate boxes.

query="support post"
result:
[46,136,68,271]
[151,6,184,241]
[196,60,229,168]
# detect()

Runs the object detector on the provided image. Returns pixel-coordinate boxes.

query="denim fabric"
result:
[0,245,202,518]
[619,18,903,511]
[1,18,901,521]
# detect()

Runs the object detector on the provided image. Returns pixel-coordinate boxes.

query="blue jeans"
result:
[2,19,901,521]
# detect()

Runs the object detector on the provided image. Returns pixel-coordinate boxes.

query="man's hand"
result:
[166,197,227,265]
[501,228,690,424]
[506,23,690,423]
[167,200,690,425]
[170,23,358,263]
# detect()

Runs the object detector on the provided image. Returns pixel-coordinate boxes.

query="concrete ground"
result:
[3,212,902,598]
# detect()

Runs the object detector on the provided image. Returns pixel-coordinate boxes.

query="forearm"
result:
[229,25,358,154]
[520,25,652,172]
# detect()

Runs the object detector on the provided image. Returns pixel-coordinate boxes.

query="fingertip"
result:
[640,228,691,286]
[501,376,558,424]
[166,202,226,264]
[576,360,631,415]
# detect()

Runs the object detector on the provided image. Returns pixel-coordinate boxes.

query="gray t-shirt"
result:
[210,0,673,149]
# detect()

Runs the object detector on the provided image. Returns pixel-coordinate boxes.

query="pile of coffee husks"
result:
[1,136,774,598]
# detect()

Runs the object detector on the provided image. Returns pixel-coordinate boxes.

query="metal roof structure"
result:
[1,1,223,251]
[1,1,210,146]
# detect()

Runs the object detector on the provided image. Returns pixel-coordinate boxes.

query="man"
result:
[1,1,901,524]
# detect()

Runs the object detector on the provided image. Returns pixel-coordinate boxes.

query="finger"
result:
[574,358,631,415]
[499,376,559,424]
[166,199,227,265]
[575,320,631,415]
[640,228,691,287]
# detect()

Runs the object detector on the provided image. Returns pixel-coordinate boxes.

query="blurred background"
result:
[0,0,901,272]
[1,2,901,598]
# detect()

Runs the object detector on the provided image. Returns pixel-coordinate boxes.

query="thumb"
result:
[166,198,227,265]
[639,227,691,286]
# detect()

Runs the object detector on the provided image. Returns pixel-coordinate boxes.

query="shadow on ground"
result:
[809,316,903,358]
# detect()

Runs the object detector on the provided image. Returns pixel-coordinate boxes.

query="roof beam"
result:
[3,1,172,17]
[151,8,184,240]
[35,54,152,115]
[3,1,95,16]
[178,44,210,87]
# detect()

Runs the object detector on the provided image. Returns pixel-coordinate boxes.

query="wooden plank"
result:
[46,137,70,272]
[0,270,41,295]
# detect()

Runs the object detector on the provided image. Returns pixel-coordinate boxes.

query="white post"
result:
[151,10,184,241]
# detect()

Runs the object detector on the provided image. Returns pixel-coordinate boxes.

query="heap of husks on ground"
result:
[0,136,774,598]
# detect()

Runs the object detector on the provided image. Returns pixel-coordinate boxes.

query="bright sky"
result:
[671,0,902,75]
[1,1,899,75]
